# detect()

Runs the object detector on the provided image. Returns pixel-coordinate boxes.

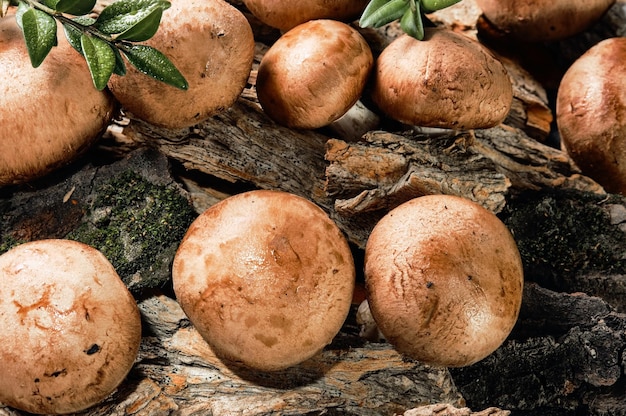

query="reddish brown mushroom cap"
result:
[0,240,141,414]
[556,37,626,195]
[475,0,616,42]
[172,190,355,371]
[107,0,255,129]
[0,17,115,187]
[372,29,512,130]
[256,19,373,129]
[243,0,369,31]
[364,195,524,367]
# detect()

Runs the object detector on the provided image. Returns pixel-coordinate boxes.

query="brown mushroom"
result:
[556,37,626,195]
[0,16,116,187]
[364,195,524,367]
[475,0,616,42]
[256,19,373,129]
[172,190,355,371]
[0,240,141,414]
[371,28,513,130]
[243,0,369,32]
[107,0,255,129]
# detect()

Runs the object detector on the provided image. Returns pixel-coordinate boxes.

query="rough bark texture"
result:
[1,0,626,415]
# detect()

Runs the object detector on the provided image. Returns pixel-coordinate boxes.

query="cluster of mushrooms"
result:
[0,0,623,413]
[0,188,524,414]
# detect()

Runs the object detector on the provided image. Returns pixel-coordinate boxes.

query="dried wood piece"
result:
[114,98,331,206]
[501,189,626,313]
[450,283,626,415]
[404,404,511,416]
[325,127,603,225]
[0,149,196,295]
[325,130,510,216]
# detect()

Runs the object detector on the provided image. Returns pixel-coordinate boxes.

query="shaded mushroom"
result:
[243,0,369,31]
[0,16,116,187]
[0,240,141,414]
[172,190,355,371]
[364,195,524,367]
[371,28,512,130]
[107,0,255,129]
[256,19,373,129]
[556,37,626,196]
[475,0,616,42]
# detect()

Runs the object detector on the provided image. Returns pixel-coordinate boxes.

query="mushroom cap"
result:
[556,37,626,195]
[0,17,115,187]
[256,19,373,129]
[243,0,369,31]
[0,240,141,414]
[172,190,355,371]
[364,195,524,367]
[475,0,616,42]
[372,29,513,130]
[107,0,255,129]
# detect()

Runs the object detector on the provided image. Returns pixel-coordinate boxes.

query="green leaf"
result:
[43,0,97,15]
[81,34,116,90]
[62,16,96,54]
[359,0,388,27]
[360,0,409,29]
[96,0,170,36]
[116,6,162,41]
[112,46,127,76]
[121,44,187,90]
[400,0,424,40]
[17,6,58,68]
[419,0,461,13]
[63,17,125,76]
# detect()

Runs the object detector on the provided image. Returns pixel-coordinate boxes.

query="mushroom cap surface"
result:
[364,195,524,367]
[0,17,115,187]
[107,0,255,129]
[372,29,512,130]
[556,37,626,195]
[475,0,616,41]
[0,240,141,414]
[256,19,373,129]
[243,0,368,31]
[172,190,355,371]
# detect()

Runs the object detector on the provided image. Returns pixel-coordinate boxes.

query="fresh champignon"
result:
[243,0,369,31]
[475,0,616,42]
[364,195,524,367]
[107,0,255,129]
[556,37,626,195]
[0,240,141,414]
[0,16,115,187]
[256,19,373,129]
[372,28,512,130]
[172,190,355,371]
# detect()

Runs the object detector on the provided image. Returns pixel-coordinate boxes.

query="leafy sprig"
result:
[3,0,188,90]
[360,0,462,40]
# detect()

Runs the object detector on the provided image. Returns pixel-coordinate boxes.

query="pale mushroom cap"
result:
[107,0,255,129]
[364,195,524,367]
[243,0,369,31]
[172,190,355,371]
[372,29,513,130]
[475,0,616,41]
[0,240,141,414]
[0,17,115,187]
[556,37,626,195]
[256,19,373,129]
